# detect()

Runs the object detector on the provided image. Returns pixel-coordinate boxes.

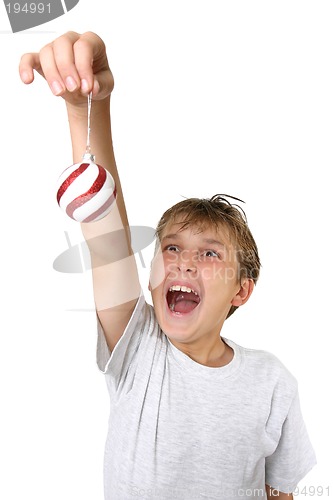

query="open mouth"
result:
[166,285,201,314]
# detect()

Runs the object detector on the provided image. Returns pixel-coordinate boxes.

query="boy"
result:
[19,31,316,499]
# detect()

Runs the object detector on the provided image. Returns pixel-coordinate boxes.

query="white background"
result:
[0,0,331,498]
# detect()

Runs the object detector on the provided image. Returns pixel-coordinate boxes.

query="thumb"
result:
[19,53,45,84]
[92,68,114,101]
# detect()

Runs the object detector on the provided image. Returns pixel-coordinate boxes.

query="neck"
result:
[170,336,233,368]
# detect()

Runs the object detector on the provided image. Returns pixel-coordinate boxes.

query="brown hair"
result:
[155,194,261,318]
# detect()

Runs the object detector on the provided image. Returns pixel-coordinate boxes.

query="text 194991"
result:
[5,3,51,14]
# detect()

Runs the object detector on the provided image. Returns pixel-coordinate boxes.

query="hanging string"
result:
[86,91,92,155]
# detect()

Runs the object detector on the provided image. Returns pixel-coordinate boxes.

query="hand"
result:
[19,31,114,107]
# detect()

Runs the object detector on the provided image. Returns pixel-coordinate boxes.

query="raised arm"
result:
[19,31,141,351]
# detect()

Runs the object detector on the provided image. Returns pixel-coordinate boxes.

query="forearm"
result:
[66,97,115,185]
[66,97,132,268]
[66,97,128,231]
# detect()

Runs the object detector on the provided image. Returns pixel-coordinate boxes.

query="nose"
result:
[177,250,197,273]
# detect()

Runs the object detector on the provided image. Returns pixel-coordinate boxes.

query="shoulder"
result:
[226,338,298,397]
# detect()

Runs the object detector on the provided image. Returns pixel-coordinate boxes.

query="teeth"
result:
[169,285,198,295]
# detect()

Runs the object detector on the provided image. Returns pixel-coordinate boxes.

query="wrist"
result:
[66,95,111,120]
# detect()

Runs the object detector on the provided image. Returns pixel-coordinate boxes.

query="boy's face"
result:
[149,220,252,345]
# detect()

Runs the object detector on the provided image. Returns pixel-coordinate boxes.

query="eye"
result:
[202,249,220,258]
[165,245,180,252]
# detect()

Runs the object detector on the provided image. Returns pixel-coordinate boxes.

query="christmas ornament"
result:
[56,92,117,222]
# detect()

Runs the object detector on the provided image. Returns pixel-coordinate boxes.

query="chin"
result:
[162,327,196,345]
[157,302,200,342]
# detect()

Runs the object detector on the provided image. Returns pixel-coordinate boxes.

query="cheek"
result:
[199,262,238,285]
[199,262,222,281]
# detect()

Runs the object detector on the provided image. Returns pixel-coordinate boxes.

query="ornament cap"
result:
[82,152,96,163]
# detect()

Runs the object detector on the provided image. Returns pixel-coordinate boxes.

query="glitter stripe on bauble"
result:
[56,160,117,222]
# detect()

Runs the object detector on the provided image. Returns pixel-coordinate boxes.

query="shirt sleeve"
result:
[265,388,317,493]
[96,291,146,379]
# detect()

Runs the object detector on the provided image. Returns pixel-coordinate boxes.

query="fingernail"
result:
[92,79,100,95]
[51,80,64,95]
[65,76,77,92]
[81,79,89,93]
[21,71,30,83]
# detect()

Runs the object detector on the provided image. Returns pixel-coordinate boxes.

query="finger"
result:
[72,31,110,95]
[72,33,96,94]
[51,31,82,93]
[39,43,66,96]
[19,53,43,84]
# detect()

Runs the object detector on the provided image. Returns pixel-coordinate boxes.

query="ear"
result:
[231,279,255,307]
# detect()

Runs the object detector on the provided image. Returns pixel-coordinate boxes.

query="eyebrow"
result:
[162,233,181,241]
[202,238,227,249]
[162,234,227,248]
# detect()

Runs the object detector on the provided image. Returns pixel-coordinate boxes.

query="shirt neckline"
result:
[166,336,244,379]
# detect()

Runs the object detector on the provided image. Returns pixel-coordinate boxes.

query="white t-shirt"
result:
[97,294,316,499]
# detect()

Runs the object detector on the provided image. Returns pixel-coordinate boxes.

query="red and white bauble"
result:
[56,155,117,222]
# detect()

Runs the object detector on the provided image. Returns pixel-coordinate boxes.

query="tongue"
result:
[174,299,198,313]
[168,291,199,314]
